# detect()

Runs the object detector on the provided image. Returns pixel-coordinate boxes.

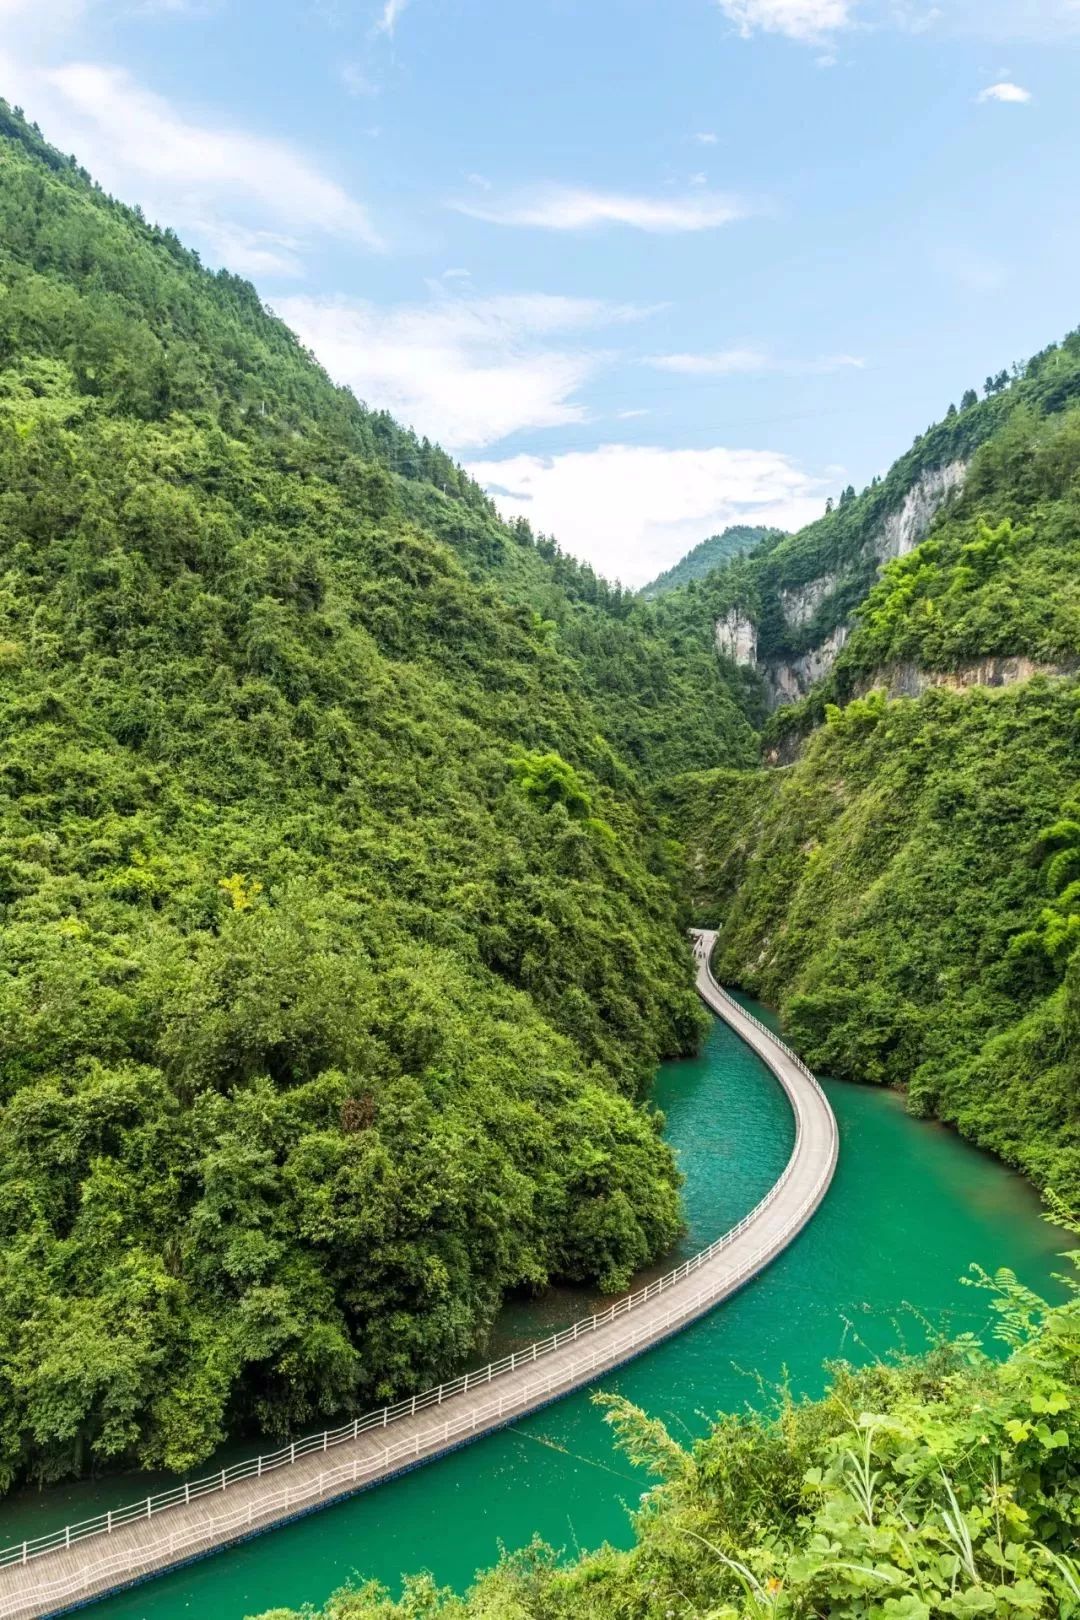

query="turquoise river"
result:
[0,998,1066,1617]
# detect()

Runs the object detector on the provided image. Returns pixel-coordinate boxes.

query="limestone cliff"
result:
[760,460,969,707]
[871,460,968,562]
[714,608,758,666]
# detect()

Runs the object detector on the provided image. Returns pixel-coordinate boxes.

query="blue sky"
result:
[2,0,1079,584]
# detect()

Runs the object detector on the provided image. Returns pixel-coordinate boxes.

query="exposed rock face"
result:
[714,608,758,666]
[860,656,1080,700]
[765,624,850,707]
[716,463,970,710]
[872,461,968,562]
[779,573,840,630]
[760,462,969,710]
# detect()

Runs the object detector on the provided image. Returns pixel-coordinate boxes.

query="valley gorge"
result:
[0,96,1077,1620]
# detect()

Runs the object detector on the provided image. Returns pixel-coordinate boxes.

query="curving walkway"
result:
[0,934,837,1620]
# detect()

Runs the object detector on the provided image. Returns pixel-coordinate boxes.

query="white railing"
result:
[0,948,837,1612]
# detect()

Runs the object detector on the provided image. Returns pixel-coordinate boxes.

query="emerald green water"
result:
[5,1003,1065,1618]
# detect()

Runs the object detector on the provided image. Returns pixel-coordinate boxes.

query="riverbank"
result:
[0,1002,1064,1620]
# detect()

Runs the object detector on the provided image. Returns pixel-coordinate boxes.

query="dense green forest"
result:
[3,79,1080,1601]
[262,1250,1080,1618]
[640,525,782,600]
[0,104,769,1489]
[656,344,1080,1209]
[254,335,1080,1609]
[666,681,1080,1200]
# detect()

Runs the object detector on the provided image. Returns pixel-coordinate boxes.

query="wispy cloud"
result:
[648,348,864,375]
[977,80,1032,102]
[716,0,857,42]
[16,61,381,268]
[694,130,719,144]
[450,184,747,233]
[276,290,654,450]
[466,444,825,586]
[375,0,408,34]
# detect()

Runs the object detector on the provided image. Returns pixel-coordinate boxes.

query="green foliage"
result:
[508,751,592,819]
[254,1251,1080,1619]
[654,334,1080,720]
[817,404,1080,687]
[667,680,1080,1199]
[0,104,764,1489]
[640,525,783,599]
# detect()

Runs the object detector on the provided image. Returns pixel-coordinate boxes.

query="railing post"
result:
[107,1513,112,1535]
[221,1469,226,1491]
[290,1440,296,1464]
[185,1482,190,1505]
[354,1417,360,1440]
[323,1431,328,1452]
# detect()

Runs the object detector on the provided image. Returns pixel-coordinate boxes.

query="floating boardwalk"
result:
[0,933,838,1620]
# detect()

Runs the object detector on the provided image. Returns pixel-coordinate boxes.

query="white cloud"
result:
[716,0,856,42]
[465,444,826,586]
[0,0,380,276]
[0,55,382,276]
[977,80,1032,102]
[649,348,770,376]
[694,130,719,144]
[41,63,380,249]
[194,223,306,278]
[450,184,746,233]
[648,349,864,375]
[276,290,652,451]
[376,0,408,33]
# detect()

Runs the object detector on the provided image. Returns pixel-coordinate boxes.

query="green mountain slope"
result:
[652,345,1080,716]
[667,680,1080,1198]
[765,392,1080,740]
[640,524,782,599]
[661,343,1080,1205]
[0,106,762,1488]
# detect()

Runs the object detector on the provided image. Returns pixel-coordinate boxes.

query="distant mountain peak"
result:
[641,524,785,598]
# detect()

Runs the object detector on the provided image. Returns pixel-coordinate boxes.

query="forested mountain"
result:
[639,524,782,599]
[3,80,1080,1547]
[0,103,764,1489]
[255,326,1080,1620]
[660,335,1080,1206]
[658,348,1080,711]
